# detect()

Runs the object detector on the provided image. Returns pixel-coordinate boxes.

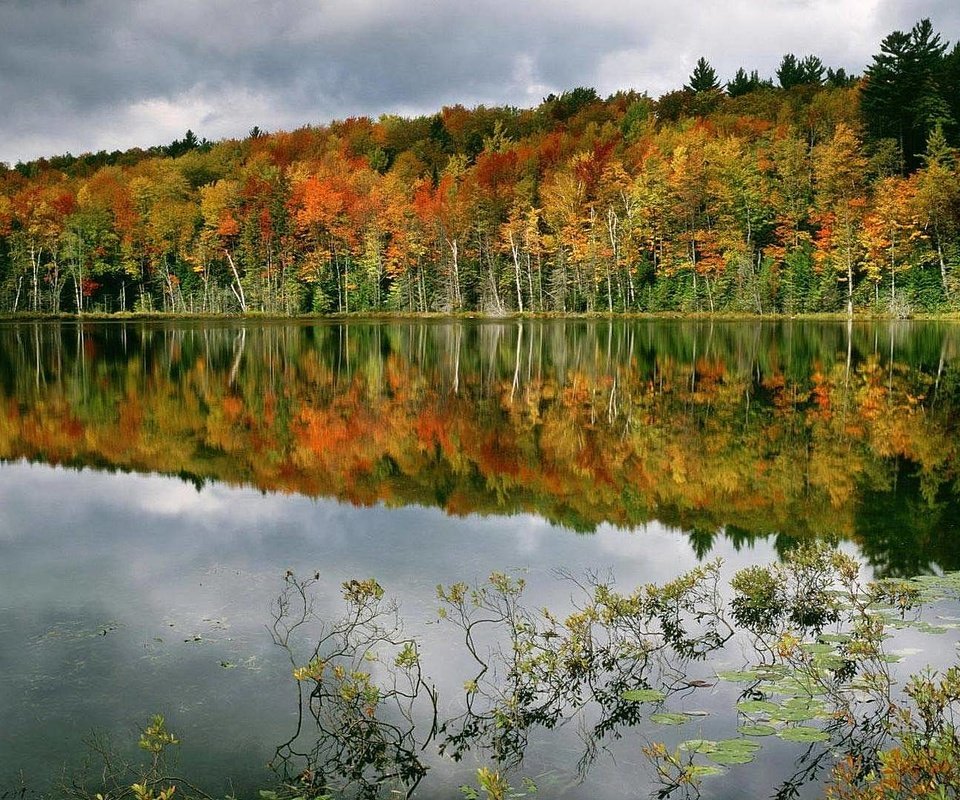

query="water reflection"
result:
[0,460,791,799]
[1,319,959,575]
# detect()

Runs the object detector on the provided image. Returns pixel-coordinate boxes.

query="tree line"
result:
[1,18,958,316]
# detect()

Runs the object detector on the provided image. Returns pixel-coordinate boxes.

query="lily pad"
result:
[738,723,777,736]
[650,712,691,725]
[687,764,725,779]
[737,699,779,715]
[777,726,830,743]
[707,748,757,765]
[680,739,718,753]
[716,669,760,683]
[818,633,852,644]
[801,642,836,655]
[770,707,817,722]
[812,653,846,670]
[754,664,790,679]
[915,622,949,635]
[622,688,665,703]
[714,739,761,753]
[766,676,818,697]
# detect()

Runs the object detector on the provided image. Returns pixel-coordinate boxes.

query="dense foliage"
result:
[2,19,959,316]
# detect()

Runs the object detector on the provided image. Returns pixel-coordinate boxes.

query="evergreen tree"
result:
[686,57,720,93]
[777,54,805,89]
[778,54,825,89]
[826,67,856,88]
[941,42,960,136]
[727,68,767,97]
[862,18,952,170]
[800,55,825,85]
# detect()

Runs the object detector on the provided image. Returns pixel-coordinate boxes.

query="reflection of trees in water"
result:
[3,321,960,574]
[266,546,957,799]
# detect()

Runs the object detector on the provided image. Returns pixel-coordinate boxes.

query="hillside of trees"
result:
[1,18,958,316]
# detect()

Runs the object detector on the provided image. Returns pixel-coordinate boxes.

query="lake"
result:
[2,318,960,799]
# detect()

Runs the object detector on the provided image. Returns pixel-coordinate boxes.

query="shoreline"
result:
[2,310,960,324]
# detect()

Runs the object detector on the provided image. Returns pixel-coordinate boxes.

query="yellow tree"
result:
[630,149,671,297]
[666,129,711,310]
[541,167,587,311]
[129,161,197,312]
[812,124,868,315]
[860,176,920,309]
[912,125,960,301]
[198,179,244,311]
[705,135,770,312]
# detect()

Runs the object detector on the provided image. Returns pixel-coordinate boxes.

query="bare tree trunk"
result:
[509,231,524,312]
[30,245,42,312]
[224,250,247,313]
[934,221,949,299]
[449,238,462,310]
[510,323,523,402]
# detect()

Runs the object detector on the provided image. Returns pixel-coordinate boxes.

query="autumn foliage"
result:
[1,20,959,316]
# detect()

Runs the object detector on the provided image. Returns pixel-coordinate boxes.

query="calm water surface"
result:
[2,319,960,798]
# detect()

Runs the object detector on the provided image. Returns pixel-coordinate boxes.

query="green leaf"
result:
[687,764,725,779]
[777,726,830,743]
[818,633,852,643]
[716,669,760,683]
[714,739,761,753]
[737,699,779,715]
[738,723,777,736]
[915,622,949,635]
[679,739,718,753]
[770,707,817,722]
[650,712,690,725]
[812,653,846,670]
[801,642,836,655]
[766,676,819,697]
[622,688,665,703]
[707,749,757,765]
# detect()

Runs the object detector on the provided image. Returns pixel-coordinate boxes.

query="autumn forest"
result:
[2,19,960,318]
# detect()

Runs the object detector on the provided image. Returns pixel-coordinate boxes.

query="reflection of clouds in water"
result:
[134,480,232,516]
[0,460,873,798]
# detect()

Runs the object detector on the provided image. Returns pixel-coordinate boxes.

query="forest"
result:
[1,19,959,317]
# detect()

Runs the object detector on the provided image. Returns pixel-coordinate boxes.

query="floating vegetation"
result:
[737,723,777,737]
[776,726,831,743]
[621,689,666,703]
[649,712,692,726]
[44,545,960,800]
[716,669,761,683]
[705,743,761,766]
[736,699,780,715]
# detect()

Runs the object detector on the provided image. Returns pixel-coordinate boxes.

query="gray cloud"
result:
[0,0,954,163]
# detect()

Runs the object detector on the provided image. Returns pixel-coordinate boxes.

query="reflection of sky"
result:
[0,459,950,800]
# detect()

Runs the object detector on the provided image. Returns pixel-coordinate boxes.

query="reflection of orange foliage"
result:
[415,409,451,453]
[222,395,244,420]
[810,370,832,418]
[0,326,957,547]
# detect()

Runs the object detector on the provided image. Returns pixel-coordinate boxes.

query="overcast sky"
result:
[1,0,957,165]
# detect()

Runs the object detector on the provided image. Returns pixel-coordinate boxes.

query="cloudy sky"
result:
[1,0,957,165]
